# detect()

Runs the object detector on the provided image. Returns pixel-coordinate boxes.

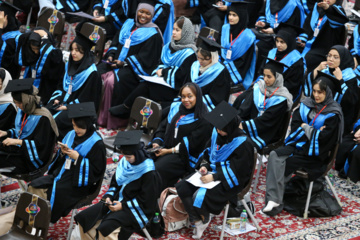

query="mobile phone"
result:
[57,141,68,148]
[102,60,113,65]
[147,146,163,153]
[100,199,114,206]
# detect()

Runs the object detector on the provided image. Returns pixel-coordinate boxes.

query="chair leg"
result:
[67,209,78,240]
[220,203,229,240]
[252,154,263,193]
[303,181,313,219]
[142,228,153,240]
[325,175,342,207]
[0,175,2,208]
[241,199,261,232]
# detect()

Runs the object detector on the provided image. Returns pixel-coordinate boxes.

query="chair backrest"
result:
[196,27,219,46]
[79,22,106,64]
[126,97,162,143]
[324,143,340,175]
[36,7,65,47]
[74,171,105,209]
[238,148,257,200]
[12,192,51,239]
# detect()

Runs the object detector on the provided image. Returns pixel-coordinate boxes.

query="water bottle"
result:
[329,174,334,186]
[240,210,247,232]
[112,152,119,162]
[25,26,31,33]
[152,212,161,237]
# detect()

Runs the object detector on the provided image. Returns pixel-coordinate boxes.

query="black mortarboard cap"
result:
[274,22,304,39]
[67,102,97,119]
[114,130,143,154]
[316,71,342,93]
[225,0,251,14]
[264,58,289,74]
[199,35,222,52]
[4,78,34,94]
[0,1,22,16]
[73,31,97,52]
[204,101,238,130]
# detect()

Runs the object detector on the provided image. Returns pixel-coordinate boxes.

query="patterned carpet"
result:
[2,158,360,240]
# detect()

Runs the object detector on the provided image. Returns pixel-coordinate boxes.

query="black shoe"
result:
[109,104,130,118]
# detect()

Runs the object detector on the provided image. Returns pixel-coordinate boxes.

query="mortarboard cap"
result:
[264,58,289,74]
[316,71,342,93]
[5,78,34,94]
[274,22,304,41]
[199,35,222,52]
[204,101,238,130]
[73,31,97,52]
[225,0,252,14]
[0,1,22,16]
[67,102,97,119]
[114,130,143,154]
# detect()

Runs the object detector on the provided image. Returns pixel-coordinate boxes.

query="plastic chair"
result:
[0,192,51,240]
[252,110,292,193]
[36,7,65,47]
[295,143,342,219]
[66,172,105,240]
[220,148,261,240]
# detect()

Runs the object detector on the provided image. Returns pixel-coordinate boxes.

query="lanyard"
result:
[316,17,323,29]
[128,27,138,39]
[175,115,186,128]
[263,87,279,109]
[275,13,278,24]
[230,29,244,49]
[312,105,327,126]
[18,113,28,139]
[274,54,288,61]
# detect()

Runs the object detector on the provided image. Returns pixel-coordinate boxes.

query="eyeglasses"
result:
[326,54,340,60]
[197,56,211,61]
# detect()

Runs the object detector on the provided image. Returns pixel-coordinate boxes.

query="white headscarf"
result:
[199,50,219,74]
[0,69,15,108]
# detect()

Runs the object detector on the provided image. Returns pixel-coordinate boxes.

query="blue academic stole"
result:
[0,31,21,66]
[153,0,174,44]
[253,83,286,115]
[265,0,304,28]
[267,48,302,72]
[190,61,224,88]
[159,43,195,67]
[14,110,42,139]
[167,102,197,126]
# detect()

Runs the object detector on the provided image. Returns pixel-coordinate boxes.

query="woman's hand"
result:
[2,138,22,146]
[56,105,67,111]
[152,143,160,148]
[301,123,308,129]
[318,1,330,10]
[156,69,163,77]
[354,129,360,143]
[200,174,214,183]
[109,201,122,212]
[60,144,69,153]
[107,56,113,62]
[333,67,342,80]
[261,28,274,34]
[53,100,60,105]
[63,149,80,160]
[314,61,328,78]
[34,29,48,38]
[239,122,243,129]
[216,2,227,11]
[0,11,7,29]
[199,166,208,175]
[93,10,99,17]
[320,125,326,131]
[155,148,172,157]
[93,16,106,23]
[354,57,358,70]
[0,130,7,138]
[255,21,265,27]
[111,60,124,68]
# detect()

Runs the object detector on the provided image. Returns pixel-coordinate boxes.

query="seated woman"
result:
[151,82,212,190]
[109,16,197,118]
[0,69,17,130]
[263,78,343,216]
[259,23,305,100]
[220,1,256,90]
[188,36,231,111]
[348,23,360,78]
[176,101,254,239]
[29,102,106,223]
[4,27,64,104]
[300,0,348,72]
[47,31,102,140]
[304,45,358,135]
[234,59,293,151]
[38,0,91,14]
[75,130,161,240]
[0,78,58,174]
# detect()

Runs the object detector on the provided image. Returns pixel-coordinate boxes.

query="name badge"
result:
[314,28,319,37]
[174,128,178,139]
[65,158,72,170]
[259,110,265,116]
[68,84,72,95]
[226,50,232,59]
[124,39,131,48]
[274,23,279,28]
[104,0,109,8]
[31,69,36,78]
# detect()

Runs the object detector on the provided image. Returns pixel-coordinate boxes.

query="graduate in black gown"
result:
[235,59,293,151]
[304,45,358,135]
[0,78,58,174]
[0,69,16,130]
[47,31,102,140]
[348,22,360,78]
[258,23,305,100]
[220,1,256,90]
[188,36,231,112]
[176,102,254,239]
[29,102,106,223]
[254,0,305,72]
[75,130,161,240]
[263,78,343,216]
[300,0,319,16]
[300,0,348,72]
[109,16,197,118]
[151,82,212,190]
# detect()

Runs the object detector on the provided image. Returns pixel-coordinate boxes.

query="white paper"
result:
[139,75,172,88]
[212,4,220,8]
[351,9,360,18]
[66,11,95,20]
[186,172,221,189]
[218,223,256,236]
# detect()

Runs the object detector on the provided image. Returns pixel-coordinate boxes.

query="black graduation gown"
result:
[275,106,340,180]
[103,28,162,106]
[30,134,106,223]
[0,115,56,174]
[176,129,254,216]
[46,71,102,140]
[0,31,21,80]
[237,87,288,151]
[75,169,161,238]
[302,5,348,72]
[0,104,16,130]
[55,0,91,12]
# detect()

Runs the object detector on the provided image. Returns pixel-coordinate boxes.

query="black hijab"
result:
[67,41,95,76]
[71,117,96,148]
[330,45,354,71]
[132,143,151,165]
[0,4,20,32]
[275,28,296,59]
[270,0,289,14]
[216,115,245,146]
[228,3,248,37]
